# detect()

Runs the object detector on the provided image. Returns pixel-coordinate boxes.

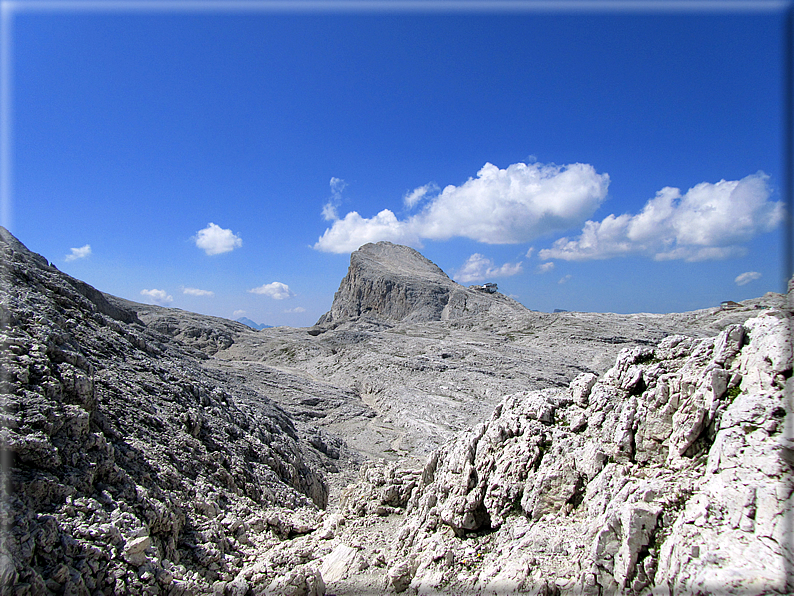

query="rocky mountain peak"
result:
[353,241,451,282]
[317,241,527,325]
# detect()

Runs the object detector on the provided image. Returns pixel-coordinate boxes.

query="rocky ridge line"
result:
[0,229,335,594]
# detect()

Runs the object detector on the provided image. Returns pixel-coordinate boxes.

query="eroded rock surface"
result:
[0,229,335,594]
[2,230,791,596]
[349,308,792,595]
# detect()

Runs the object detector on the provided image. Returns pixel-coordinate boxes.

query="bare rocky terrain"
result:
[1,232,791,595]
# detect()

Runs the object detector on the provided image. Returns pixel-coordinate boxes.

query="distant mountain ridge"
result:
[236,316,272,330]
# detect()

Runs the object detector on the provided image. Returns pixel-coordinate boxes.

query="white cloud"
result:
[416,162,609,244]
[539,173,783,262]
[404,183,439,209]
[249,281,295,300]
[314,209,422,253]
[735,271,762,286]
[525,247,535,259]
[141,288,173,305]
[558,274,572,284]
[183,287,214,297]
[233,309,247,317]
[314,161,610,253]
[536,261,555,273]
[322,177,348,221]
[194,223,242,255]
[284,307,306,313]
[65,244,91,262]
[322,204,338,221]
[454,253,523,283]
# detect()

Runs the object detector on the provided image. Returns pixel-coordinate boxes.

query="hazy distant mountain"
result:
[236,316,272,330]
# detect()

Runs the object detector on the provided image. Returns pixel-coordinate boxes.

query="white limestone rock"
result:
[264,564,325,596]
[385,305,791,595]
[319,543,360,583]
[387,558,417,593]
[570,371,598,407]
[6,226,791,596]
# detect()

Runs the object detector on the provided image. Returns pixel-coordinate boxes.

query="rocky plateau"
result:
[1,231,791,595]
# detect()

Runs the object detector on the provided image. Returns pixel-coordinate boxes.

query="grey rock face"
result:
[378,306,791,595]
[316,241,527,325]
[0,228,331,594]
[4,229,791,596]
[104,295,249,357]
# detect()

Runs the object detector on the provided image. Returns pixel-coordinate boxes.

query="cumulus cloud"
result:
[322,177,348,221]
[735,271,762,286]
[233,309,247,317]
[65,244,91,262]
[536,261,555,273]
[194,223,242,255]
[284,307,306,313]
[314,209,422,253]
[249,281,294,300]
[558,274,572,284]
[415,162,609,243]
[183,287,214,297]
[525,247,535,259]
[141,289,173,305]
[539,173,783,262]
[404,183,439,209]
[314,161,610,253]
[454,253,523,283]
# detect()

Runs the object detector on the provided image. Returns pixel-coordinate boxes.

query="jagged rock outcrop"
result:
[316,242,527,325]
[0,228,331,594]
[337,304,792,595]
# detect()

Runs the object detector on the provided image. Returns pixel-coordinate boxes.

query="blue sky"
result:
[3,1,790,326]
